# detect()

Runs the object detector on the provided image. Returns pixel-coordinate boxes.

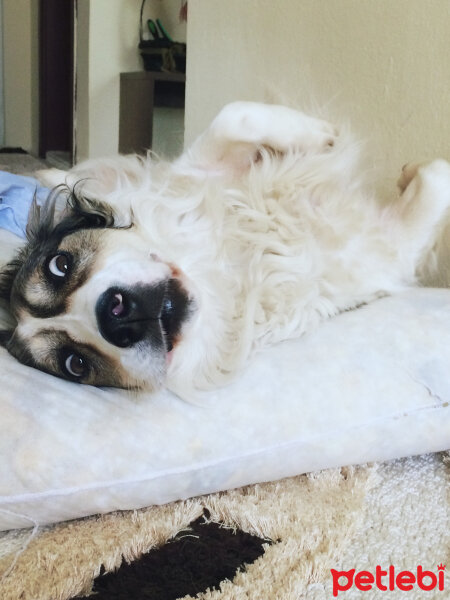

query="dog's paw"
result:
[397,162,421,194]
[262,110,338,154]
[213,102,338,155]
[294,117,338,153]
[398,159,450,195]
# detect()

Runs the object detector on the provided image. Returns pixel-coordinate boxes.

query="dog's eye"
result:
[64,353,86,378]
[47,253,71,279]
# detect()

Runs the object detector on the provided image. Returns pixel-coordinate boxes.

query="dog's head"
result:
[0,187,193,390]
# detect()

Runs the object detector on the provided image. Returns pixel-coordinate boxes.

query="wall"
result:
[3,0,39,155]
[76,0,141,160]
[185,0,450,199]
[76,0,186,161]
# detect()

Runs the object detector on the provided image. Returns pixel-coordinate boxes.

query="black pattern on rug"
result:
[76,513,269,600]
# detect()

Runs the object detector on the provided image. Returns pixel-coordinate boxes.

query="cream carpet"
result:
[0,454,449,599]
[0,151,48,176]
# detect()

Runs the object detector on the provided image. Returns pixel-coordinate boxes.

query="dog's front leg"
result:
[395,159,450,231]
[391,159,450,280]
[180,102,337,174]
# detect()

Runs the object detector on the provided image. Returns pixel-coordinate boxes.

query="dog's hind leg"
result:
[180,101,338,174]
[389,159,450,279]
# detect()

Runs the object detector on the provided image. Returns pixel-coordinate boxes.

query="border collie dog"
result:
[1,102,450,397]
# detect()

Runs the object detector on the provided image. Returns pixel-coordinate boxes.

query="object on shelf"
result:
[139,0,186,73]
[179,1,188,22]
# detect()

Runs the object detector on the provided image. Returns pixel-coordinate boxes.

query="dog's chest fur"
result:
[117,150,410,392]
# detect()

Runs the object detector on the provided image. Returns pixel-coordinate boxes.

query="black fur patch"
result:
[76,513,269,600]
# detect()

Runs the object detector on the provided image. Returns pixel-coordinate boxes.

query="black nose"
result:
[95,284,166,348]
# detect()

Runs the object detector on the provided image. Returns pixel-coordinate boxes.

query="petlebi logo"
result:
[330,564,446,596]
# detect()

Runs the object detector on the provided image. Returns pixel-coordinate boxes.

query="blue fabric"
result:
[0,171,50,238]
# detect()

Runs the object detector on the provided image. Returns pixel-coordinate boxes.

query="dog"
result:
[1,101,450,398]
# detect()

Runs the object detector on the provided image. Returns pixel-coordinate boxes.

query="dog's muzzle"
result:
[95,280,190,351]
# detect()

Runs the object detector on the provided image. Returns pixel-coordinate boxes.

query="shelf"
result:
[119,71,186,154]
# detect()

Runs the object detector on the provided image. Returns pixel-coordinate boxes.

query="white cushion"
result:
[1,279,449,530]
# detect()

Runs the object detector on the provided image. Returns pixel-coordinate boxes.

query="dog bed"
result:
[0,219,449,531]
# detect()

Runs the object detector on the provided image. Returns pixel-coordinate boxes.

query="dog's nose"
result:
[95,285,165,348]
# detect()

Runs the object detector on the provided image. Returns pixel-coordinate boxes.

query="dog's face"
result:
[0,191,193,390]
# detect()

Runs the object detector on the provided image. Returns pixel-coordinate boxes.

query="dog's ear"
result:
[0,265,19,347]
[41,157,144,229]
[0,255,25,302]
[26,187,117,246]
[65,189,116,229]
[26,189,59,241]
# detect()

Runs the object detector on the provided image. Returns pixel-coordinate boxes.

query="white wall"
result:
[76,0,141,160]
[185,0,450,199]
[3,0,39,154]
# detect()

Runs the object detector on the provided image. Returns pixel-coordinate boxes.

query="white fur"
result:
[37,102,450,398]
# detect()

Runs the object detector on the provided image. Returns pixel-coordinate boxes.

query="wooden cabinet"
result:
[119,71,186,154]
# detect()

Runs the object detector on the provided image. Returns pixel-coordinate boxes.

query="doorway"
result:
[39,0,74,167]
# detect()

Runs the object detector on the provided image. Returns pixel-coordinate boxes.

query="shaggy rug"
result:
[0,455,449,599]
[0,155,449,599]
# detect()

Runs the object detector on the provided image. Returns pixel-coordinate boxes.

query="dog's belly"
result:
[164,182,412,398]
